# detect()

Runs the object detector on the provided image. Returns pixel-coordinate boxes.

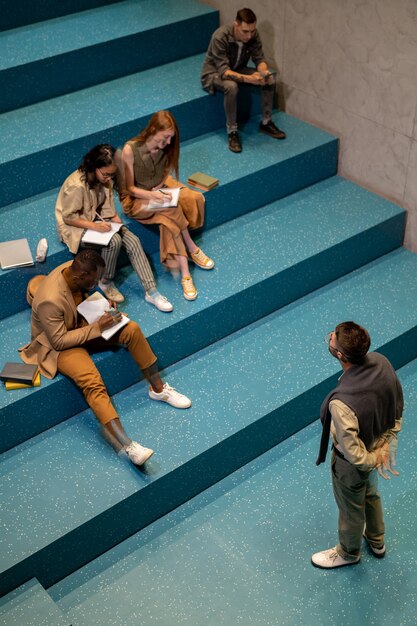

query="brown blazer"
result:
[19,261,102,379]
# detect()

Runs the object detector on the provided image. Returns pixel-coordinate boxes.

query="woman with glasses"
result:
[120,111,214,302]
[55,144,173,311]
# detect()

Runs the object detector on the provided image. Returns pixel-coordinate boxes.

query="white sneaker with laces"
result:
[99,280,125,303]
[145,290,173,312]
[149,383,192,409]
[124,441,154,466]
[311,547,360,569]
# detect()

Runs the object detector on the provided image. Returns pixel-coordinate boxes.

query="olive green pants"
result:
[331,450,385,560]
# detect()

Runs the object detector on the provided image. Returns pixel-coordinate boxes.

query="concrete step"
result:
[0,0,218,112]
[0,578,69,626]
[0,52,227,207]
[0,176,403,451]
[0,112,337,317]
[49,358,417,626]
[2,247,417,595]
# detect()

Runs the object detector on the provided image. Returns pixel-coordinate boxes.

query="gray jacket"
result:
[201,24,266,94]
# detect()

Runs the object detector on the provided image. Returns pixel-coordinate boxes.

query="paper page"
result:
[147,187,180,209]
[81,222,123,246]
[77,292,130,340]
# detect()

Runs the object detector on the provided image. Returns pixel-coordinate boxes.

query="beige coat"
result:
[55,170,116,253]
[19,261,102,378]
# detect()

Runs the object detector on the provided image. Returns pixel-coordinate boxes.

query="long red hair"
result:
[132,110,180,179]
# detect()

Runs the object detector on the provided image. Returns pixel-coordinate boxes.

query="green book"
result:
[187,172,219,190]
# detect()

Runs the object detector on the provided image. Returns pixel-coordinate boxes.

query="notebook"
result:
[5,372,41,390]
[148,187,180,209]
[81,222,123,246]
[0,362,39,385]
[0,238,34,270]
[77,292,130,340]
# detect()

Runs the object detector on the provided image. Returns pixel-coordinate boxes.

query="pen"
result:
[94,211,105,221]
[159,190,170,197]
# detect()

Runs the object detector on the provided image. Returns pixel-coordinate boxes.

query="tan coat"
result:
[19,261,102,379]
[55,170,116,253]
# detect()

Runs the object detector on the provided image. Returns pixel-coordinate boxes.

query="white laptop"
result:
[0,238,34,270]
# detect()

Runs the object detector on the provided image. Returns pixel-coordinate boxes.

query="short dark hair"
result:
[236,8,257,24]
[335,321,370,364]
[72,249,105,273]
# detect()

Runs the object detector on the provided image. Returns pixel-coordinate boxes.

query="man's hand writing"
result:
[98,310,122,331]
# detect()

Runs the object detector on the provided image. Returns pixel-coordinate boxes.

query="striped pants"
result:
[99,225,156,292]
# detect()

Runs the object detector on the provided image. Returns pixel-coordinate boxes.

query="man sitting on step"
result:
[201,7,286,153]
[19,249,191,467]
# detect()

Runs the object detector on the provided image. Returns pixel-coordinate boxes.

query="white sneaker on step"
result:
[149,383,192,409]
[145,290,173,312]
[124,441,154,465]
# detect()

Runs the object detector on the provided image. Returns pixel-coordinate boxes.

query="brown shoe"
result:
[259,121,286,139]
[228,131,242,153]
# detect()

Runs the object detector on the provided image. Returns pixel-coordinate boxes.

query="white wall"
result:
[203,0,417,250]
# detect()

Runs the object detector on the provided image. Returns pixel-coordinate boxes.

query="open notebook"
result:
[77,292,130,340]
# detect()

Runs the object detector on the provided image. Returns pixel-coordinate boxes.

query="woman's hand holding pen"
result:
[150,188,172,204]
[93,212,112,232]
[92,221,112,232]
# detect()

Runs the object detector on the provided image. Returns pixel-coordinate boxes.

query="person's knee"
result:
[108,233,122,254]
[223,80,239,97]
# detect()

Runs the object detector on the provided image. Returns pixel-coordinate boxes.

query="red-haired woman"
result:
[120,110,214,301]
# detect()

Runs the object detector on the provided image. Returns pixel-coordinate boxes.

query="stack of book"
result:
[0,362,40,390]
[187,172,219,192]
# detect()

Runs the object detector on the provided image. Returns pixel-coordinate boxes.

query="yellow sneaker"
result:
[190,247,214,270]
[181,276,198,300]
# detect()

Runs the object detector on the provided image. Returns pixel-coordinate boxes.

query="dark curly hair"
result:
[78,144,120,192]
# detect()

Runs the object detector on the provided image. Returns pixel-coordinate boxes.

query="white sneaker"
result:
[145,290,173,312]
[149,382,192,409]
[99,280,125,303]
[363,531,386,558]
[124,441,154,466]
[311,547,360,569]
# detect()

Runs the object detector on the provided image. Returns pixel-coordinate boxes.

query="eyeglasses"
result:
[98,168,115,180]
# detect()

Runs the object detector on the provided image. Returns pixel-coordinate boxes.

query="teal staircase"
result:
[1,2,416,624]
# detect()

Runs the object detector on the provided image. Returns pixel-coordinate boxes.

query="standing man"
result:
[312,321,403,569]
[19,250,191,467]
[201,7,286,153]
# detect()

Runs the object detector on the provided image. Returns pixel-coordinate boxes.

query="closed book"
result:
[187,172,219,191]
[0,362,39,385]
[5,372,41,390]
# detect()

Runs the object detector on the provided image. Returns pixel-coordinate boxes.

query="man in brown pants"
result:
[20,249,191,466]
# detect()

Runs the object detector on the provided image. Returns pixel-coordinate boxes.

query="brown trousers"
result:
[122,176,205,269]
[57,321,156,424]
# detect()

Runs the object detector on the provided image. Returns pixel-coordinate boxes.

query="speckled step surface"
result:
[0,52,226,207]
[0,176,404,452]
[0,112,337,317]
[0,0,218,112]
[2,247,417,595]
[0,578,69,626]
[49,358,417,626]
[2,0,122,31]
